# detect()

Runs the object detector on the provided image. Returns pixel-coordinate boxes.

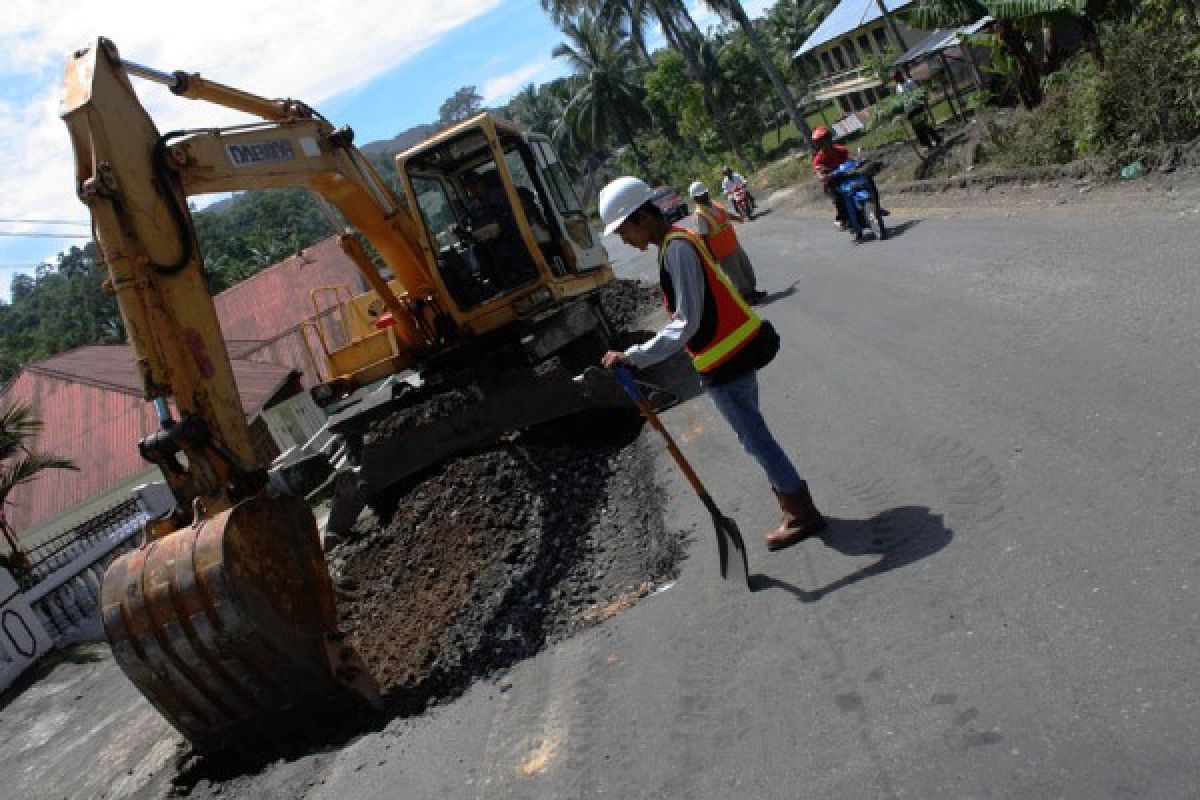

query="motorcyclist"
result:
[811,127,886,231]
[720,166,753,214]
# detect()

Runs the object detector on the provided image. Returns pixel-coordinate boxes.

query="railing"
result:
[1,499,148,692]
[810,65,883,96]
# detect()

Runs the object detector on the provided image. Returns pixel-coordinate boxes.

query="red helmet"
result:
[812,126,830,142]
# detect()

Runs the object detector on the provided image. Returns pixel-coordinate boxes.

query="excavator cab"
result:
[396,115,608,315]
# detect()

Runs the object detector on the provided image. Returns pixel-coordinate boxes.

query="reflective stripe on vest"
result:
[694,203,738,259]
[659,227,762,373]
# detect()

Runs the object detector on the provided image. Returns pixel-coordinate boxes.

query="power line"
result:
[0,232,91,239]
[0,218,90,226]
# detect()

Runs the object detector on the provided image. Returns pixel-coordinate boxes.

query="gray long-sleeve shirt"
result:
[623,237,705,369]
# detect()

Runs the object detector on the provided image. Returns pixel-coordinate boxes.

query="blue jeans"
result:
[706,370,804,495]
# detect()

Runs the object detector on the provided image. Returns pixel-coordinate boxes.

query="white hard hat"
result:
[688,181,709,198]
[599,176,654,236]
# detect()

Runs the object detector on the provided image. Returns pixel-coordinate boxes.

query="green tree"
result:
[0,401,77,568]
[0,242,124,385]
[702,0,813,147]
[438,85,484,126]
[508,82,564,136]
[193,188,337,293]
[644,50,712,144]
[552,11,652,172]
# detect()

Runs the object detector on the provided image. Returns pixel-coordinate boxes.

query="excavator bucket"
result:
[101,492,379,752]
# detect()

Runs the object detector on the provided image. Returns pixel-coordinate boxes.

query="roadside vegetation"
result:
[3,0,1197,384]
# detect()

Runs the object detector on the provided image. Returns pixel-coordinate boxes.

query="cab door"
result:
[527,134,608,272]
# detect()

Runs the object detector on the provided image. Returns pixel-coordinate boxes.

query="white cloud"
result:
[0,0,501,294]
[480,59,555,104]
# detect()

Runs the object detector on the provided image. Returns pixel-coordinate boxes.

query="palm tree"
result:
[596,0,656,65]
[509,83,563,136]
[703,0,814,148]
[553,11,653,172]
[0,401,78,564]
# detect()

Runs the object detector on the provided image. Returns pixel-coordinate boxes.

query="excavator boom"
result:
[63,38,380,751]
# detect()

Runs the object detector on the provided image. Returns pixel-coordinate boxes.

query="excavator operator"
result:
[461,169,539,293]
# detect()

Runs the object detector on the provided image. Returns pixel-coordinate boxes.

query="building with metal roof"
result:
[794,0,921,115]
[214,234,366,387]
[796,0,916,57]
[2,234,371,544]
[1,346,299,541]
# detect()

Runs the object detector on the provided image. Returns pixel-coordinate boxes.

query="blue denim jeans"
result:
[706,370,803,495]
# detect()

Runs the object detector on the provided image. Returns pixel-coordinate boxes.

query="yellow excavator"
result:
[62,38,628,751]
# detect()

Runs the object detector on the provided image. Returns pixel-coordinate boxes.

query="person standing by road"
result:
[893,70,943,150]
[689,181,767,306]
[597,176,825,551]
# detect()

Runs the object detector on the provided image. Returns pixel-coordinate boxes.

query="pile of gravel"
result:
[598,278,660,332]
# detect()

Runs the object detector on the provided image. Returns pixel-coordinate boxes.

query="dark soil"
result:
[597,277,660,332]
[332,409,680,712]
[332,281,676,713]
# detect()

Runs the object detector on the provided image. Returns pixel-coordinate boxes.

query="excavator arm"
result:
[62,38,381,751]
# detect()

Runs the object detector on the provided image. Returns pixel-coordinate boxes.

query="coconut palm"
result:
[703,0,814,147]
[509,83,563,136]
[596,0,655,64]
[553,12,653,172]
[0,401,77,562]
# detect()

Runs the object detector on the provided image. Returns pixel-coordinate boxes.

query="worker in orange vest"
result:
[689,181,767,306]
[597,176,825,552]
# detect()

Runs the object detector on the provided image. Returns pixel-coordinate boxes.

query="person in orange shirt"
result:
[688,181,767,305]
[812,126,886,231]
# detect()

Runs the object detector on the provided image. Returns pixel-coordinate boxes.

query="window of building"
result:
[848,93,865,112]
[864,88,879,105]
[844,40,861,66]
[873,27,890,53]
[837,96,852,114]
[857,34,874,57]
[830,45,846,71]
[820,52,835,75]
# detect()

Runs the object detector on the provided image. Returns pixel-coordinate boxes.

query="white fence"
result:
[0,498,149,693]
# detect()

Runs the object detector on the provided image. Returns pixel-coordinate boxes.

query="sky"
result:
[0,0,774,301]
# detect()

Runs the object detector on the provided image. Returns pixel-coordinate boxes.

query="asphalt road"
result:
[6,185,1200,799]
[310,192,1199,799]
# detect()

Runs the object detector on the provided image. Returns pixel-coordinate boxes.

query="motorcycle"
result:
[728,182,756,219]
[829,159,886,242]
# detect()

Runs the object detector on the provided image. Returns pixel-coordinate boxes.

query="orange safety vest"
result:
[659,227,762,374]
[693,202,739,260]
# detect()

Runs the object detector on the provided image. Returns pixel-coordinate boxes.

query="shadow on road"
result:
[746,208,773,221]
[749,505,952,600]
[756,280,801,306]
[885,219,921,238]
